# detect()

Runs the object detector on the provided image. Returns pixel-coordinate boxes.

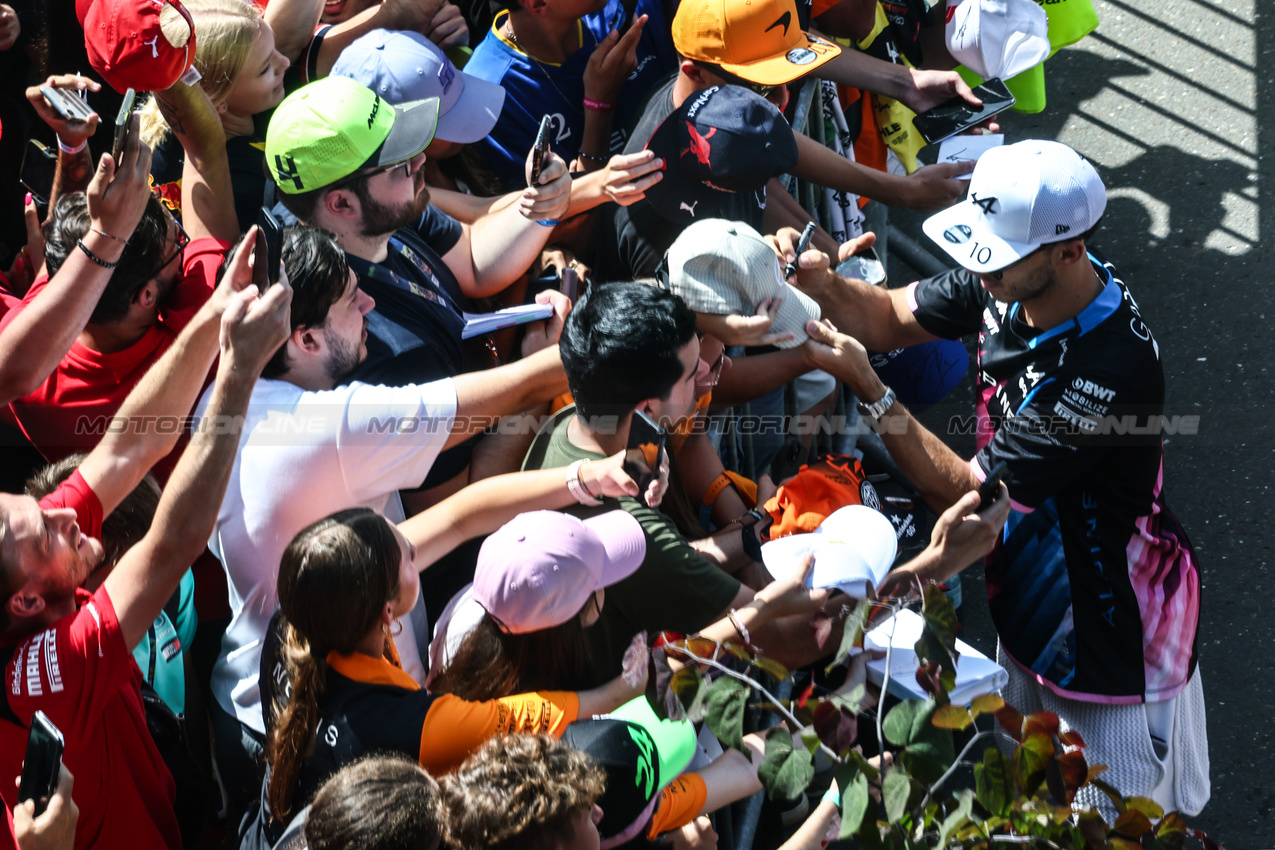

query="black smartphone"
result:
[835,244,886,286]
[254,207,283,289]
[624,409,666,507]
[20,139,57,217]
[912,79,1015,146]
[17,711,64,818]
[977,460,1007,511]
[39,85,95,124]
[560,266,580,303]
[111,88,137,165]
[530,114,551,186]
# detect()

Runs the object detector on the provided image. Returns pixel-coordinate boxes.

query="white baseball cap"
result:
[662,219,821,349]
[945,0,1050,81]
[922,139,1106,274]
[760,505,898,598]
[331,30,505,144]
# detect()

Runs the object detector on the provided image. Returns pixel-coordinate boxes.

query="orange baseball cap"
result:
[672,0,842,86]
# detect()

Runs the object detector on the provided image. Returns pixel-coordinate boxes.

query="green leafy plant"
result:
[652,583,1220,849]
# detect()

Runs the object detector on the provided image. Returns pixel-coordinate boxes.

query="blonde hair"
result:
[139,0,264,149]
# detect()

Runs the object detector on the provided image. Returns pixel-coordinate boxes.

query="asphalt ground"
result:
[885,0,1268,844]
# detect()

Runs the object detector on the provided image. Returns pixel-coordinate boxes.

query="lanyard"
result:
[346,237,464,322]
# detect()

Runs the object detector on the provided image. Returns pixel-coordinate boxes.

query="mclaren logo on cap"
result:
[765,11,791,35]
[367,95,381,128]
[971,193,998,215]
[943,224,973,244]
[275,155,303,190]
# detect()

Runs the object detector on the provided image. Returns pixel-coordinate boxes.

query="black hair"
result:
[261,225,352,379]
[304,755,443,850]
[43,192,171,325]
[559,282,697,425]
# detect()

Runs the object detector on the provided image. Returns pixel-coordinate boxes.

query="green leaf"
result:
[831,682,871,715]
[757,727,815,801]
[752,654,790,682]
[973,746,1013,817]
[882,765,911,824]
[848,748,881,781]
[836,767,871,840]
[799,726,821,756]
[828,597,873,671]
[1012,732,1052,796]
[917,583,961,692]
[702,676,749,751]
[931,704,973,730]
[936,788,976,848]
[883,701,956,783]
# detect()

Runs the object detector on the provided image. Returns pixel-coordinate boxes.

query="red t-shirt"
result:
[0,472,180,850]
[7,238,229,468]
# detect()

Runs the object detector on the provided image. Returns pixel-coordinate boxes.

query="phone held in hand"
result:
[977,460,1007,511]
[624,409,666,508]
[560,266,580,303]
[912,79,1015,146]
[17,711,64,818]
[20,139,57,217]
[111,88,138,165]
[39,85,94,124]
[254,207,283,289]
[835,244,886,286]
[530,114,552,186]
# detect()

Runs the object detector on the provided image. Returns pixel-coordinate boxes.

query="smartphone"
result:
[17,712,64,818]
[111,88,137,165]
[254,207,283,289]
[20,139,57,217]
[624,409,666,507]
[977,460,1007,511]
[835,244,886,286]
[560,266,580,303]
[39,85,95,124]
[530,114,551,186]
[912,79,1015,146]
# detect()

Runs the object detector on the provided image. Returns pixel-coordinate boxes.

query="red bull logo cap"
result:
[642,85,798,226]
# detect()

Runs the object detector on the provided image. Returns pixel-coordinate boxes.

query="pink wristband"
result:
[583,97,616,112]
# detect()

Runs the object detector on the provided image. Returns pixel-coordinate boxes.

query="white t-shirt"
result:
[197,377,457,733]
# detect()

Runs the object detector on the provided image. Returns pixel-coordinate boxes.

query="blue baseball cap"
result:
[331,29,505,144]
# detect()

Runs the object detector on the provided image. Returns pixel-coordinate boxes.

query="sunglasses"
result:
[332,158,414,191]
[145,216,190,280]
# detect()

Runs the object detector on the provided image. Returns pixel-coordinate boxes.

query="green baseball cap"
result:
[265,76,439,195]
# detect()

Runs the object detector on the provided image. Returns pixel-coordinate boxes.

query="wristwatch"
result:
[856,385,897,421]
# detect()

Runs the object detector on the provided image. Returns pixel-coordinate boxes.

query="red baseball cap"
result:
[83,0,197,93]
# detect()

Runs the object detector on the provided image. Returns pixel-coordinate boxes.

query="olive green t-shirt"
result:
[524,407,741,686]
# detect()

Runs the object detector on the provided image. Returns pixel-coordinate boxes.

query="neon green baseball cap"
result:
[265,76,439,195]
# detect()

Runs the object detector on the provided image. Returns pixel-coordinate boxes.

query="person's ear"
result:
[1052,238,1088,269]
[295,324,324,355]
[7,591,44,621]
[680,59,708,85]
[133,279,160,310]
[322,187,359,222]
[523,0,550,16]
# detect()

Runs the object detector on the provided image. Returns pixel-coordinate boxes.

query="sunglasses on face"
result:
[145,216,190,280]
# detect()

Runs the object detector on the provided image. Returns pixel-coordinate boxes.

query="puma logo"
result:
[143,35,160,57]
[765,11,791,36]
[680,200,699,216]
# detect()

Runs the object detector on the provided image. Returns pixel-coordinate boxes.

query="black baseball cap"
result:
[643,85,799,226]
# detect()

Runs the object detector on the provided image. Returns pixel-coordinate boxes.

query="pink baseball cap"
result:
[474,510,647,634]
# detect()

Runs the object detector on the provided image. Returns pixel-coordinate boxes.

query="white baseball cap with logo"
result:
[921,139,1107,274]
[945,0,1050,81]
[331,29,506,144]
[662,219,821,348]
